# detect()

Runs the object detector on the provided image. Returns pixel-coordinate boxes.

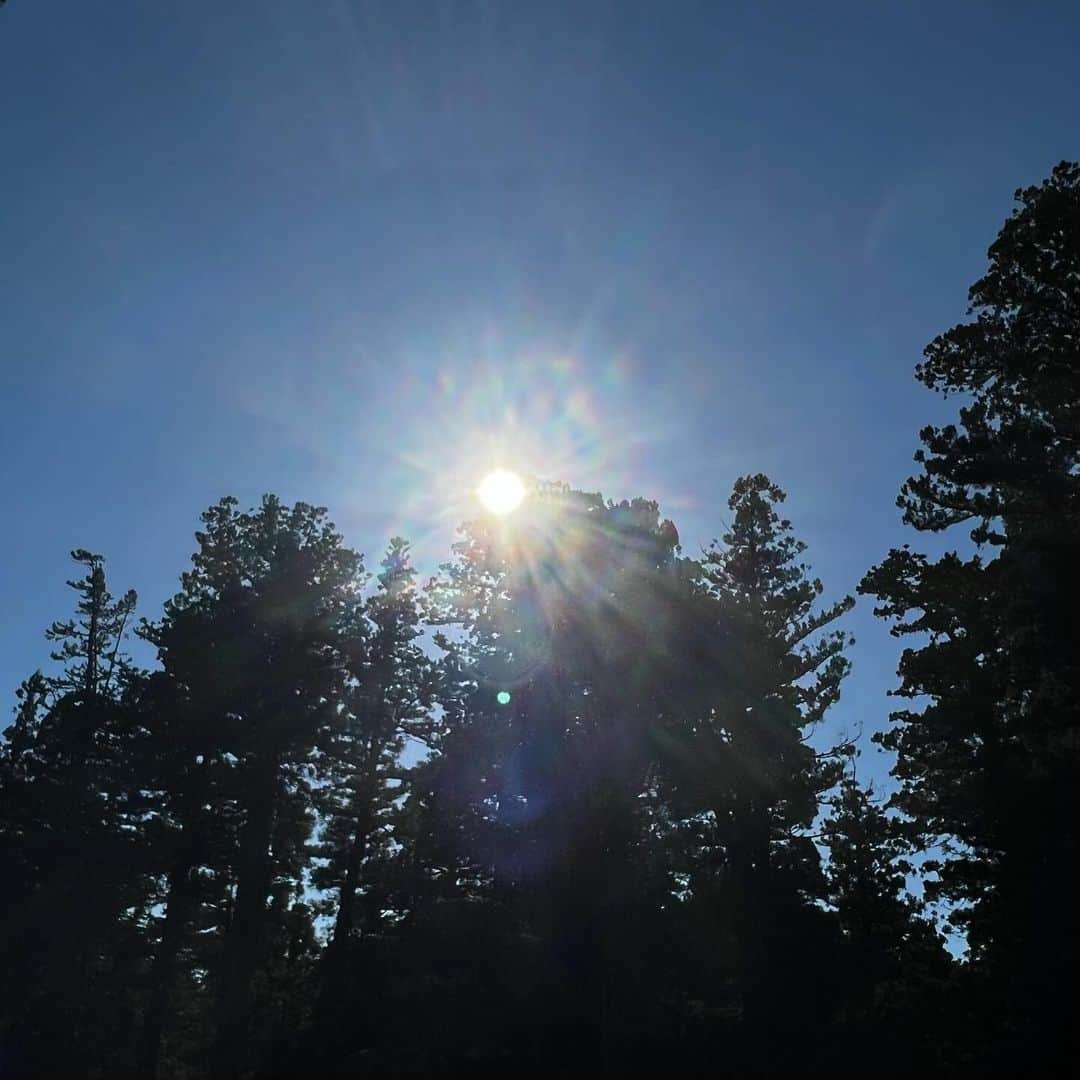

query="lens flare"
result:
[478,469,526,515]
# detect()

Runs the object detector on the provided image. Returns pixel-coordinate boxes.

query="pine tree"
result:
[822,777,943,985]
[663,475,853,1035]
[130,664,242,1080]
[411,485,694,1068]
[860,161,1080,1060]
[0,551,145,1078]
[821,777,954,1075]
[134,496,366,1080]
[44,549,138,702]
[313,538,432,1010]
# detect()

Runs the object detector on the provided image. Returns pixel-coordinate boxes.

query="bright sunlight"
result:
[477,469,526,515]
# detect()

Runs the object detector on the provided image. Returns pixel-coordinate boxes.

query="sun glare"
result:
[478,469,526,515]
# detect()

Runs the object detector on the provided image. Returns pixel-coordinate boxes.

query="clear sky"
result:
[3,1,1078,787]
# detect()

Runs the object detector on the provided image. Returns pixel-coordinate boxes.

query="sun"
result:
[477,469,526,515]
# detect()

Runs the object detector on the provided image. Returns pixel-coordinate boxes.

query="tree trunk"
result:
[331,821,367,949]
[729,797,770,1025]
[135,852,197,1079]
[318,809,371,1016]
[210,753,279,1080]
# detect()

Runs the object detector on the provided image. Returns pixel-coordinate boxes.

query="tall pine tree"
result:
[412,485,695,1069]
[0,551,145,1078]
[135,497,366,1080]
[662,475,853,1042]
[313,538,432,1007]
[860,161,1080,1062]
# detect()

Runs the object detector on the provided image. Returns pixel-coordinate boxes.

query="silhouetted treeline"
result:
[2,162,1078,1079]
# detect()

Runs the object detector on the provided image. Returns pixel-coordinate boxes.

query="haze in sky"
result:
[3,1,1079,786]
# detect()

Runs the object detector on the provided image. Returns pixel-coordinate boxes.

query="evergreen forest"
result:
[3,163,1079,1079]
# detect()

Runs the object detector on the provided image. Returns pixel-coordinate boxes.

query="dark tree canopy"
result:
[0,552,147,1078]
[861,160,1080,1065]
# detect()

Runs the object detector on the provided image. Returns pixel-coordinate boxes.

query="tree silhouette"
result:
[311,538,433,1037]
[820,776,955,1075]
[823,777,944,984]
[861,160,1080,1066]
[658,475,853,1047]
[408,486,697,1069]
[129,497,366,1080]
[4,164,1076,1076]
[0,552,146,1078]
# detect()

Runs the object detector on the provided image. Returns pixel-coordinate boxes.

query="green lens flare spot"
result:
[496,690,512,706]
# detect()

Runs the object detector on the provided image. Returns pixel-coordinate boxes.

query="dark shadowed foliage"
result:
[861,160,1080,1070]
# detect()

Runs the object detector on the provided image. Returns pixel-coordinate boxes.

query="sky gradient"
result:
[3,1,1079,787]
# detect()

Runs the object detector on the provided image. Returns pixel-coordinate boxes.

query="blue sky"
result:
[3,1,1078,787]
